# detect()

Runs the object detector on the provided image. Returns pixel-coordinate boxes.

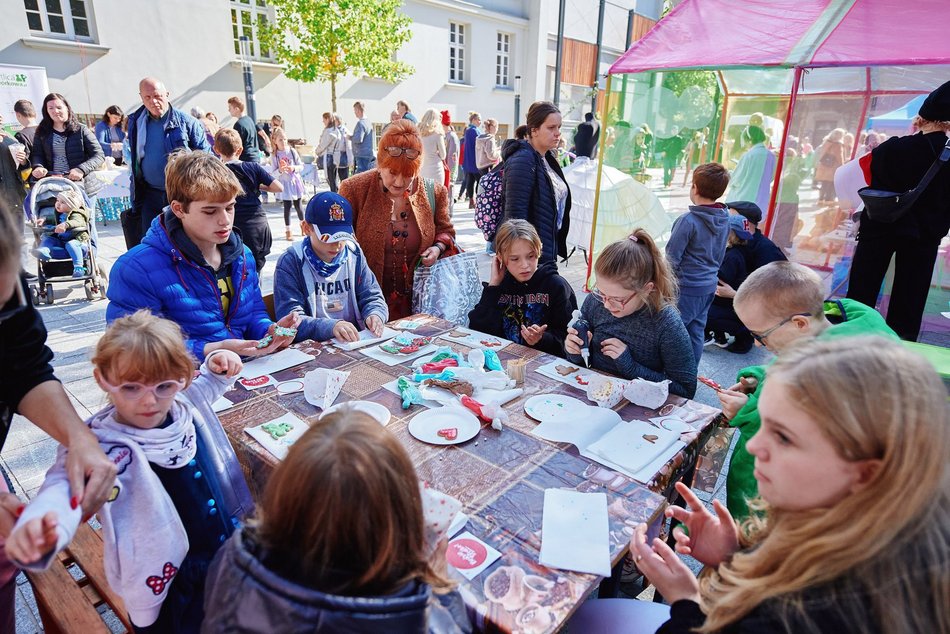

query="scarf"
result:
[303,237,349,278]
[93,400,197,468]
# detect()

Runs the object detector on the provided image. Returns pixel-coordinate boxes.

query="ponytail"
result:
[593,228,678,312]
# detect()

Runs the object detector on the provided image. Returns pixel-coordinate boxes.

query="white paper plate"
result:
[320,400,391,426]
[408,407,481,445]
[523,394,588,422]
[275,380,304,395]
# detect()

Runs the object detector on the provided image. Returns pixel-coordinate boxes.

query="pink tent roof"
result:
[609,0,950,75]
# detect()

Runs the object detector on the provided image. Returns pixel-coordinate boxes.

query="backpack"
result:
[474,163,504,241]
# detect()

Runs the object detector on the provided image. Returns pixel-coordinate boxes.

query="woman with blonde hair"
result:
[418,108,447,183]
[630,336,949,633]
[814,127,846,204]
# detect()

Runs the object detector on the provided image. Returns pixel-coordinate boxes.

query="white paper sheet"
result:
[211,396,234,413]
[531,406,621,448]
[360,343,439,366]
[237,348,314,379]
[586,420,681,474]
[539,490,610,576]
[438,327,510,351]
[332,327,399,351]
[535,360,597,393]
[244,412,310,460]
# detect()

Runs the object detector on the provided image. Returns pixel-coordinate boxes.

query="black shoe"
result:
[21,269,36,280]
[704,331,728,347]
[726,333,754,354]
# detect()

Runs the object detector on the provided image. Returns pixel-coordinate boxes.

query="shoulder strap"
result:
[900,135,950,205]
[423,178,435,216]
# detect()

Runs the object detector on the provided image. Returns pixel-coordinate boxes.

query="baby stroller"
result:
[23,177,107,304]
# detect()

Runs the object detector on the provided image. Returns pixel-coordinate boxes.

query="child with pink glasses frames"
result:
[6,310,254,633]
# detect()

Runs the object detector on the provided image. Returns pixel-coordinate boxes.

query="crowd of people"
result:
[0,73,946,634]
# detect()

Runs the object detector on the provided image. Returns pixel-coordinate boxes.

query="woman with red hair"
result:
[339,120,456,319]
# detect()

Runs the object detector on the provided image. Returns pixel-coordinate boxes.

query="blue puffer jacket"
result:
[126,105,210,198]
[502,140,572,264]
[203,528,472,634]
[106,210,272,361]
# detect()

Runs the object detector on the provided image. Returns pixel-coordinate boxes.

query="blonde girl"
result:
[419,108,447,183]
[632,336,949,633]
[269,127,305,240]
[565,228,697,397]
[203,410,470,632]
[7,311,253,632]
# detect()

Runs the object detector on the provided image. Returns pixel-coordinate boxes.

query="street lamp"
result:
[514,75,522,132]
[239,35,258,122]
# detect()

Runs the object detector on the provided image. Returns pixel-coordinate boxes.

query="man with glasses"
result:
[717,261,897,520]
[0,205,116,631]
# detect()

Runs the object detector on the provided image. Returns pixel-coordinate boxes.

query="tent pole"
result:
[763,66,803,238]
[618,9,635,119]
[553,0,566,106]
[587,74,612,290]
[714,73,729,164]
[591,0,606,114]
[852,67,872,161]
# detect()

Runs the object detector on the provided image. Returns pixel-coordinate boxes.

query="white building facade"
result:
[0,0,661,141]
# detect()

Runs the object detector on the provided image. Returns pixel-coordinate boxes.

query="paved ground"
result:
[6,188,770,632]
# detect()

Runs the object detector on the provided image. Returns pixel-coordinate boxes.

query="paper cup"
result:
[506,359,527,386]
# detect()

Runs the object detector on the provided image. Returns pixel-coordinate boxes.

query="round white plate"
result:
[320,400,391,427]
[656,416,691,433]
[408,407,481,445]
[276,380,304,395]
[523,394,588,422]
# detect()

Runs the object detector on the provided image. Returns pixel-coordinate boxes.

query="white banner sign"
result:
[0,64,49,135]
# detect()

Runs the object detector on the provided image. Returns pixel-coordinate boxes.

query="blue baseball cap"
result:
[305,192,354,242]
[725,200,763,224]
[728,214,754,241]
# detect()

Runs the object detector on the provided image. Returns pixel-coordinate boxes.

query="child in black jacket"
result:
[468,220,576,357]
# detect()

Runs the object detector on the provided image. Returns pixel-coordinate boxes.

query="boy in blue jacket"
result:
[274,192,388,343]
[106,151,299,361]
[665,162,730,364]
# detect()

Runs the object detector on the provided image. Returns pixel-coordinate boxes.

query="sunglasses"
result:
[99,377,186,401]
[590,286,638,309]
[383,146,420,159]
[748,312,811,345]
[0,279,28,323]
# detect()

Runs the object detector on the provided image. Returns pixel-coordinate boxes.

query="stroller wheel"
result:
[30,285,40,306]
[84,281,94,301]
[44,283,54,305]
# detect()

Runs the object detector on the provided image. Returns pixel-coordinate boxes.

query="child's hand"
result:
[53,222,67,234]
[717,387,749,421]
[33,217,45,227]
[365,315,384,337]
[565,327,591,355]
[629,522,701,606]
[664,482,739,567]
[715,280,737,299]
[521,323,547,346]
[488,255,505,286]
[333,320,359,342]
[268,312,301,350]
[5,512,59,565]
[600,337,628,360]
[208,350,243,377]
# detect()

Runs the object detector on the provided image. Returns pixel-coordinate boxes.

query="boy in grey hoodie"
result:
[665,162,730,364]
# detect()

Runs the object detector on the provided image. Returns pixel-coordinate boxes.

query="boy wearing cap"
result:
[725,200,787,271]
[274,192,388,343]
[707,214,755,353]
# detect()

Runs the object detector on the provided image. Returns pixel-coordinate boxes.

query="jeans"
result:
[233,211,272,273]
[354,156,376,174]
[38,236,84,267]
[325,157,350,193]
[677,290,715,365]
[134,184,169,238]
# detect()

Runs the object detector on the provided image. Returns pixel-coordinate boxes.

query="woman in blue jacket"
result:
[94,105,126,165]
[502,101,572,265]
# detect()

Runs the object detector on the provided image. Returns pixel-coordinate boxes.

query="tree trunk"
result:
[331,75,337,113]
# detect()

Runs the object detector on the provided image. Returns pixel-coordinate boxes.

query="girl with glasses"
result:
[565,230,697,398]
[7,310,254,633]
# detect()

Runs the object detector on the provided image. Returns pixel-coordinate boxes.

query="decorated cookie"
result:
[273,325,298,338]
[555,364,578,376]
[256,335,274,349]
[437,427,458,441]
[262,421,293,440]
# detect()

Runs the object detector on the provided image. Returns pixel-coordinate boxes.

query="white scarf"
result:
[92,400,197,469]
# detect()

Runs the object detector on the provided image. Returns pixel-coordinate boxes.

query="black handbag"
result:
[858,136,950,223]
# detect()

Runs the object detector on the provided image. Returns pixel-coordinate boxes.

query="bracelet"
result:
[435,242,446,254]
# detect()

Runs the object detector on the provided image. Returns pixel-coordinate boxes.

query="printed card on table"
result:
[447,531,502,580]
[238,374,276,390]
[244,413,309,460]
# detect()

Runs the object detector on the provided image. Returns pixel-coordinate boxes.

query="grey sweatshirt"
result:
[665,203,729,294]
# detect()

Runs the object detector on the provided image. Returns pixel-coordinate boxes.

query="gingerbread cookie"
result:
[555,364,578,376]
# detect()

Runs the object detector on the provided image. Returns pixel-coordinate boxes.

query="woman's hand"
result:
[489,255,505,286]
[420,246,441,267]
[207,350,243,377]
[565,327,591,356]
[521,324,547,346]
[31,166,48,180]
[67,168,84,182]
[0,492,24,539]
[630,523,701,605]
[13,149,27,165]
[717,386,749,421]
[365,315,384,337]
[665,482,739,567]
[4,512,59,565]
[65,428,118,521]
[332,320,359,342]
[600,337,628,360]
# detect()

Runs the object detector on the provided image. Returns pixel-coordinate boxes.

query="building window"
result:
[495,32,511,87]
[449,21,467,84]
[231,0,272,60]
[23,0,93,40]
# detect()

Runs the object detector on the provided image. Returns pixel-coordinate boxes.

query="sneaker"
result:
[72,266,86,278]
[31,247,51,261]
[704,331,728,347]
[726,332,754,354]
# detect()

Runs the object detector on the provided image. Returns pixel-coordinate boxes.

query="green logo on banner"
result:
[0,73,29,88]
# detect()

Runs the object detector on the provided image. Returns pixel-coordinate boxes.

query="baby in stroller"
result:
[33,188,90,277]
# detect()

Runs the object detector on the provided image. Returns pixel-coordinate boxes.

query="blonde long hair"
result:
[418,108,441,137]
[593,228,678,312]
[700,337,950,633]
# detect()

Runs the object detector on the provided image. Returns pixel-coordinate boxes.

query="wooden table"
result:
[216,315,721,633]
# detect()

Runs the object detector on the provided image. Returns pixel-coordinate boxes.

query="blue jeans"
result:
[38,235,84,267]
[354,156,376,174]
[677,290,715,365]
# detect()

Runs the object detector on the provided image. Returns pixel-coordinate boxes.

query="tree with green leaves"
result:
[260,0,414,112]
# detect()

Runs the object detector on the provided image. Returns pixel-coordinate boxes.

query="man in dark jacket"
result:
[127,77,211,244]
[502,139,572,265]
[573,112,600,158]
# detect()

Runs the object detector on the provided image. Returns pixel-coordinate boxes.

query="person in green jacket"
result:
[32,189,91,277]
[717,261,898,520]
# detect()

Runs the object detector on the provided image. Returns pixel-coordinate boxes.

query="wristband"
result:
[435,242,446,254]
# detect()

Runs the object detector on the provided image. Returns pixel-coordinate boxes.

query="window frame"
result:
[23,0,95,42]
[495,31,512,88]
[448,21,468,85]
[230,0,274,62]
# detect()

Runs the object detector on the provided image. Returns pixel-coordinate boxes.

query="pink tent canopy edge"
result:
[608,0,950,75]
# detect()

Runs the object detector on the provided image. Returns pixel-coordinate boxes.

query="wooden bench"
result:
[25,522,133,633]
